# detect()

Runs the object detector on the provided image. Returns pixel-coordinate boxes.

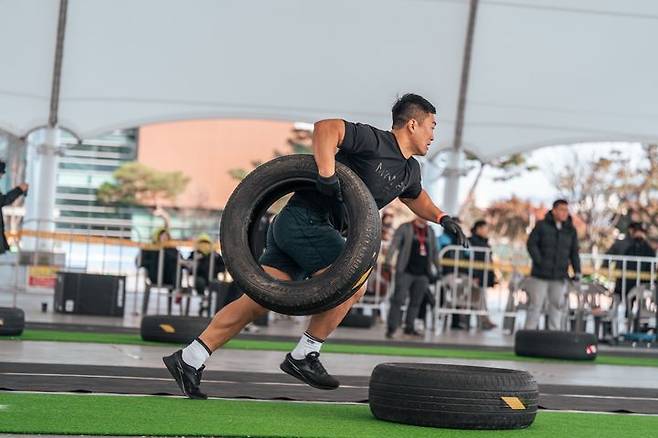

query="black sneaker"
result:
[280,352,339,390]
[163,350,207,399]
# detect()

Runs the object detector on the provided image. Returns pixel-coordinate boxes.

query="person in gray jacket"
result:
[385,216,440,338]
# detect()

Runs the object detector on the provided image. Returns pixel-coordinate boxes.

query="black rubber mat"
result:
[1,362,657,414]
[0,362,368,403]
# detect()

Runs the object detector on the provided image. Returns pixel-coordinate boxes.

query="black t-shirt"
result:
[406,237,429,276]
[291,121,423,210]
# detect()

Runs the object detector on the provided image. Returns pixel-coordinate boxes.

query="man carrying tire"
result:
[164,93,468,399]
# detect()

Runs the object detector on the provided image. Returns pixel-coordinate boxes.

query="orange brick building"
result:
[138,120,295,209]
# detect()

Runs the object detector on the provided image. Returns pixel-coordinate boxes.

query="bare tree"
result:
[458,152,537,217]
[551,144,658,251]
[485,196,543,244]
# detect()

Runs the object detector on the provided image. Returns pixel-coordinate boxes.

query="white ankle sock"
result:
[291,331,324,360]
[181,338,211,370]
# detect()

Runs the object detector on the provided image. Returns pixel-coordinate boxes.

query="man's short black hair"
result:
[392,93,436,129]
[552,199,569,209]
[629,222,646,233]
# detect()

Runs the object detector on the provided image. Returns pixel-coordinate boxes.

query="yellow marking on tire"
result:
[159,324,175,333]
[352,266,374,291]
[502,397,526,410]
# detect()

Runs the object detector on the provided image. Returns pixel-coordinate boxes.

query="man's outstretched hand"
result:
[440,215,469,248]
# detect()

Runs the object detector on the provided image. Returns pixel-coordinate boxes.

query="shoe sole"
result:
[279,360,338,391]
[162,355,207,400]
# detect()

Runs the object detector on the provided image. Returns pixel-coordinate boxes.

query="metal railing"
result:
[433,245,506,332]
[433,245,657,337]
[3,217,656,338]
[1,218,222,317]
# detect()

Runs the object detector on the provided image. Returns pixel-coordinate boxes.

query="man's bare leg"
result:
[163,265,291,399]
[280,279,368,390]
[306,283,368,340]
[198,265,291,351]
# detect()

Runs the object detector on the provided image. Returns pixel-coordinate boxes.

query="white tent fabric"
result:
[2,0,658,162]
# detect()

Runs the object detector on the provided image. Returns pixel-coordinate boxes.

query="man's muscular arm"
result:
[400,190,468,247]
[399,190,446,223]
[312,119,344,177]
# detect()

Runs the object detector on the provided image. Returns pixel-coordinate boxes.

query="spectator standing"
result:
[525,199,581,330]
[602,222,641,270]
[385,216,440,338]
[0,160,28,255]
[615,222,655,299]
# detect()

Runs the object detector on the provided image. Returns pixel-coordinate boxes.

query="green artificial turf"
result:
[0,392,656,437]
[4,329,658,368]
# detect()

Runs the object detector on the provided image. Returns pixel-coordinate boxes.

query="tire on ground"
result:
[0,307,25,336]
[515,330,597,360]
[369,363,538,430]
[220,155,381,315]
[140,315,211,344]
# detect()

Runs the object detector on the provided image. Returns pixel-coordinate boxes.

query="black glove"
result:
[315,173,343,202]
[440,215,468,248]
[316,173,347,232]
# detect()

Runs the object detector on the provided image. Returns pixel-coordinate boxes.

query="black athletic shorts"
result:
[258,202,345,280]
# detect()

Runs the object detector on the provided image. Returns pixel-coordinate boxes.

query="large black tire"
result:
[220,155,380,315]
[140,315,211,344]
[369,363,538,430]
[515,330,597,360]
[0,307,25,336]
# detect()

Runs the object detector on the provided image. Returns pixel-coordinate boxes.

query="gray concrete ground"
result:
[7,290,658,355]
[1,289,517,347]
[2,339,657,389]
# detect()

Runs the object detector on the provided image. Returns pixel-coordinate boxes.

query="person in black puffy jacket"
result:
[524,199,581,330]
[614,222,655,299]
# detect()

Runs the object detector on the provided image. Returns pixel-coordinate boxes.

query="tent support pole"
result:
[441,0,479,216]
[24,0,68,250]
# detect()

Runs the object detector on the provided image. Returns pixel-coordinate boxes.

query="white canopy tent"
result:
[2,0,658,229]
